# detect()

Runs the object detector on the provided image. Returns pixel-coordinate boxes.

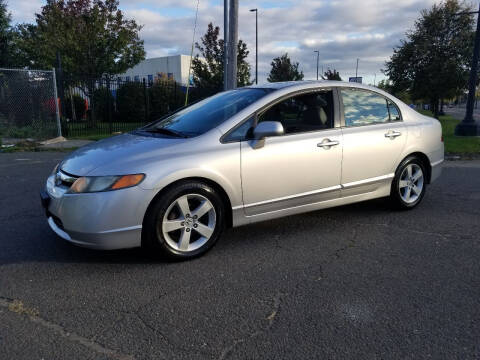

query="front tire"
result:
[143,181,226,260]
[390,156,427,210]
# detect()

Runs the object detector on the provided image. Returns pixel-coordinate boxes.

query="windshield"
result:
[142,88,272,137]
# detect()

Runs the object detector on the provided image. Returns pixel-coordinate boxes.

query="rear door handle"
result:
[385,130,401,139]
[317,139,339,149]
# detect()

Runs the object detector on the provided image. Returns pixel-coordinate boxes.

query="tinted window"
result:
[144,89,271,137]
[258,91,334,134]
[342,89,390,126]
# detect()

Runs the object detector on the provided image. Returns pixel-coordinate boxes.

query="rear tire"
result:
[143,181,226,260]
[390,156,427,210]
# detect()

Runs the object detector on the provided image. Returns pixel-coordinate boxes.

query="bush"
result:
[148,80,183,121]
[92,87,114,123]
[116,82,145,123]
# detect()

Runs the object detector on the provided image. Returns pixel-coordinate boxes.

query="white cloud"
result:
[7,0,445,83]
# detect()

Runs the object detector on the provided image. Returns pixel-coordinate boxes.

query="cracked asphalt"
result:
[1,152,480,359]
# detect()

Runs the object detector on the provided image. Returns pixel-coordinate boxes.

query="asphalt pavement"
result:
[1,152,480,359]
[444,104,480,121]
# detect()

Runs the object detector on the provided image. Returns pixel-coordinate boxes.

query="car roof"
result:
[245,80,375,92]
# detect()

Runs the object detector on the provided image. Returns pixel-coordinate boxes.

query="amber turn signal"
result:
[111,174,145,190]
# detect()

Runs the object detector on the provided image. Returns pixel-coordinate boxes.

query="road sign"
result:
[349,77,362,84]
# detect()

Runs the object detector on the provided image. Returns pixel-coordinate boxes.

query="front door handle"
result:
[385,130,402,139]
[317,139,339,149]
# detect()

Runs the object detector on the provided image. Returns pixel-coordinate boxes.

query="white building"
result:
[120,55,192,85]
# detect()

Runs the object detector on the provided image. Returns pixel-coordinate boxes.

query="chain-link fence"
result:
[0,68,218,141]
[0,68,61,140]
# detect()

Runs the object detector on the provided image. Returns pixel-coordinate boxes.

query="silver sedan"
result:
[41,81,444,259]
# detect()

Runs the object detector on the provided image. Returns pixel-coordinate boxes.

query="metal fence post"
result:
[143,78,148,123]
[107,78,112,134]
[52,68,62,137]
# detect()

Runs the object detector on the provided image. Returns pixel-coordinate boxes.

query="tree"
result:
[191,23,251,92]
[384,0,474,117]
[14,0,145,79]
[377,79,393,93]
[322,69,342,81]
[267,53,303,82]
[0,0,14,67]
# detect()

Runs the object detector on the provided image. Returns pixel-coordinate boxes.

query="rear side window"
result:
[342,89,399,126]
[387,100,401,121]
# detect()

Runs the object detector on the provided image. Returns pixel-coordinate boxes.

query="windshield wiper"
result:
[142,127,190,138]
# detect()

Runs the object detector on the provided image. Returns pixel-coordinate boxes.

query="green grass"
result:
[417,110,480,154]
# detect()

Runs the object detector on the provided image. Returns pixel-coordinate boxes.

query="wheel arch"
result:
[398,152,432,183]
[142,177,234,232]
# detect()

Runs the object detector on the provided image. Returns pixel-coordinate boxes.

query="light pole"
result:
[355,58,359,79]
[250,8,258,84]
[224,0,229,90]
[227,0,238,89]
[455,4,480,136]
[314,50,319,80]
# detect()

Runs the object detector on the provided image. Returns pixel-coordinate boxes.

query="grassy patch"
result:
[417,110,480,154]
[69,133,113,141]
[8,300,39,317]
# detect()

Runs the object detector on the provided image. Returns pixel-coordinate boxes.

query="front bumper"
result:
[42,174,154,250]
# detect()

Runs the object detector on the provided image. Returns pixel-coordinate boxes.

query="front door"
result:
[241,90,343,216]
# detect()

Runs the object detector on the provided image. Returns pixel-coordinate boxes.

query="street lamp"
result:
[314,50,319,80]
[250,8,258,84]
[455,4,480,136]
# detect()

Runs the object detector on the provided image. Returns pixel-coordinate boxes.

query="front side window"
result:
[142,88,272,137]
[223,116,255,142]
[342,89,392,126]
[258,90,334,134]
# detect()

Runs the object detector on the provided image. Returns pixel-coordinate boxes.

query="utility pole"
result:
[226,0,238,89]
[455,3,480,136]
[250,9,258,84]
[355,58,359,79]
[223,0,229,90]
[374,73,376,86]
[314,50,319,80]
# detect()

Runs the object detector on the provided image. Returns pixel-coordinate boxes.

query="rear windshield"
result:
[141,88,272,137]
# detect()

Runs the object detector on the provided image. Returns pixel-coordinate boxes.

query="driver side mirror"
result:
[252,121,284,149]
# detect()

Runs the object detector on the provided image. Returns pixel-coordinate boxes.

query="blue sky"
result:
[8,0,447,83]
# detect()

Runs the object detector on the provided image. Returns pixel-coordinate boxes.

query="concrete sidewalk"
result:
[1,137,93,150]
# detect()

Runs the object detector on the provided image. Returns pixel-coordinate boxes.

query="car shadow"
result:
[1,197,393,266]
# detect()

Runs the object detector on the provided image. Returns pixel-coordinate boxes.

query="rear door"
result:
[339,88,407,194]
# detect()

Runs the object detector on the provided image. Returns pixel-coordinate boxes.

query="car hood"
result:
[60,133,186,176]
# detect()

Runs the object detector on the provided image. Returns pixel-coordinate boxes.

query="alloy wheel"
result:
[398,163,424,204]
[160,193,216,252]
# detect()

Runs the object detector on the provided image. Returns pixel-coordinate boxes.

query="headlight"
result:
[67,174,145,194]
